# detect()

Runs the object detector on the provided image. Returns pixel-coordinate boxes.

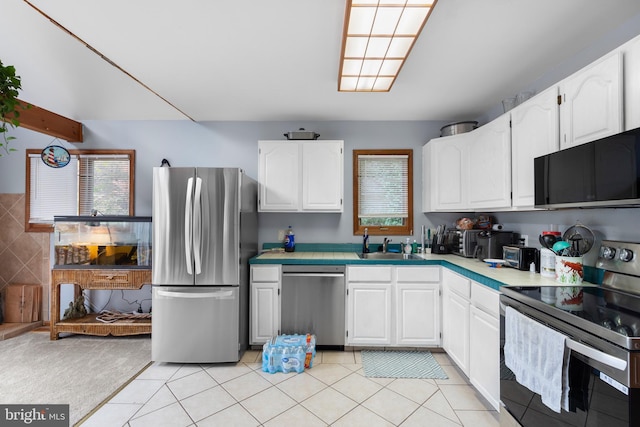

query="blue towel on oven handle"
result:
[504,306,570,413]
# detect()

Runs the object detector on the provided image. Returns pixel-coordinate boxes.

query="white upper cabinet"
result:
[258,140,343,212]
[301,141,344,211]
[423,132,470,212]
[423,115,510,212]
[619,34,640,131]
[559,51,623,149]
[258,141,300,211]
[511,86,560,207]
[467,114,512,210]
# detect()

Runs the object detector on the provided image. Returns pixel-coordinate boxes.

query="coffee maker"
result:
[474,230,518,261]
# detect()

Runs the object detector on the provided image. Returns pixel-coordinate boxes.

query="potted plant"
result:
[0,60,25,156]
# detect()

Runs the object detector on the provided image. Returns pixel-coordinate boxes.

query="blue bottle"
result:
[284,226,295,252]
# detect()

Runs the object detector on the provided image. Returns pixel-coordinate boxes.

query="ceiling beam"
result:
[3,99,83,142]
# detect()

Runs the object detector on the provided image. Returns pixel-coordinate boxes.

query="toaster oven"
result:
[448,229,482,258]
[503,245,539,271]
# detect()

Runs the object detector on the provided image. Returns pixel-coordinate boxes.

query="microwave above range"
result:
[534,126,640,209]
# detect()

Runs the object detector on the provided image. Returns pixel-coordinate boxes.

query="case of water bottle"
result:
[262,334,316,374]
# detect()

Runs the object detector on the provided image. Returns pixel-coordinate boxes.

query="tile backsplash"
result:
[0,194,50,321]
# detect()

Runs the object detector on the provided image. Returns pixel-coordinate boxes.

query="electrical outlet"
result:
[521,235,529,246]
[277,229,285,242]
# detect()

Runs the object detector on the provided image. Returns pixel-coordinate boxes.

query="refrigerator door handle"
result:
[193,177,203,275]
[185,177,194,275]
[156,289,235,299]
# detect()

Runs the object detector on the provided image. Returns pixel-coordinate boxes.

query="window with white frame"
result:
[353,149,413,236]
[26,149,135,232]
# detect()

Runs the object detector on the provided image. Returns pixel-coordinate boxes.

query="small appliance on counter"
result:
[448,229,482,258]
[474,230,518,261]
[503,246,539,271]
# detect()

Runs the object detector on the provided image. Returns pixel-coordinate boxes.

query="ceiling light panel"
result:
[339,0,437,92]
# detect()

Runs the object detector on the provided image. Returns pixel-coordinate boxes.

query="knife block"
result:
[431,238,451,254]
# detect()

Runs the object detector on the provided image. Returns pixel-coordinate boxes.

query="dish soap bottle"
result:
[284,226,295,252]
[404,237,412,254]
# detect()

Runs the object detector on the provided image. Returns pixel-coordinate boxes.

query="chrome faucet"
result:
[382,237,391,253]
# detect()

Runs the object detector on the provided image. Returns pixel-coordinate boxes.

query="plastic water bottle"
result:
[284,226,295,252]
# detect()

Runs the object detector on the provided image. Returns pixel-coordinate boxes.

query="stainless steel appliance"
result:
[281,265,345,350]
[448,229,482,258]
[534,125,640,209]
[499,240,640,426]
[151,167,257,363]
[474,230,518,261]
[502,246,539,271]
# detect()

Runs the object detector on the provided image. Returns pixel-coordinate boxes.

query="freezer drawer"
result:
[152,286,240,363]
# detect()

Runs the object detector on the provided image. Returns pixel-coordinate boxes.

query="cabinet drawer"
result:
[471,282,500,317]
[396,266,440,283]
[444,270,470,298]
[90,271,133,284]
[347,266,392,282]
[251,265,281,282]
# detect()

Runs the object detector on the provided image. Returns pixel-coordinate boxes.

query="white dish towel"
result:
[504,306,570,413]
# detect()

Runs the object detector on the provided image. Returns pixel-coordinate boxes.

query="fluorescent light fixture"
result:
[339,0,437,92]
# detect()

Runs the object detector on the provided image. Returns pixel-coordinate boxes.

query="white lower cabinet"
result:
[347,265,440,347]
[442,269,470,374]
[347,266,393,345]
[470,305,500,410]
[442,269,500,410]
[250,265,281,345]
[396,267,441,347]
[469,281,500,410]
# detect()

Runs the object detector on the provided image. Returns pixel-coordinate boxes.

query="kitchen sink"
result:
[357,252,422,260]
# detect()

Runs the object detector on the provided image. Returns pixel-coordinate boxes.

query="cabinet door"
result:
[442,287,470,375]
[250,266,281,345]
[250,281,280,344]
[428,134,470,211]
[560,51,623,149]
[396,282,440,346]
[467,114,512,209]
[347,283,392,345]
[469,305,500,410]
[302,141,343,211]
[258,141,299,211]
[511,86,560,207]
[621,34,640,131]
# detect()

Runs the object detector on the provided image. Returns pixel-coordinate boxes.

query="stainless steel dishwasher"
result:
[281,265,345,350]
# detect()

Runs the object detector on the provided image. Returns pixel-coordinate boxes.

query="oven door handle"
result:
[565,339,627,371]
[500,302,628,371]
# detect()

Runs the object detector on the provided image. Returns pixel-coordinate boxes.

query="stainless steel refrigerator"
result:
[151,167,257,363]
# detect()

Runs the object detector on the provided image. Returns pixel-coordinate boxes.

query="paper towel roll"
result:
[492,224,504,231]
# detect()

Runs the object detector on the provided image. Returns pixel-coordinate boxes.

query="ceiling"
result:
[3,0,640,123]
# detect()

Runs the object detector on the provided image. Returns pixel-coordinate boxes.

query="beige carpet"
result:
[0,330,151,426]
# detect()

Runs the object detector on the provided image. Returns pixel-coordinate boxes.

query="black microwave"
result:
[534,126,640,209]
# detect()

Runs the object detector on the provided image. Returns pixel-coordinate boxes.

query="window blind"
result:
[29,153,131,224]
[78,154,130,216]
[357,154,409,218]
[29,154,78,223]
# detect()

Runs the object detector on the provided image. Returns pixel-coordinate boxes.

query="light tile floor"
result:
[80,350,499,427]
